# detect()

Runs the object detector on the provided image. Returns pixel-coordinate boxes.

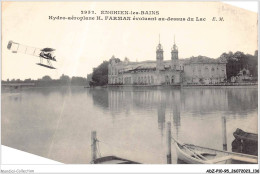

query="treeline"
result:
[221,51,258,80]
[89,58,121,86]
[2,74,88,87]
[89,61,109,86]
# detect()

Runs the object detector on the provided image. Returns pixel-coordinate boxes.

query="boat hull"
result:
[175,143,208,164]
[174,142,258,164]
[92,156,140,164]
[233,128,258,142]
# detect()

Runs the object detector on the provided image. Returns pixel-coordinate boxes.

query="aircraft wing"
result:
[41,48,55,52]
[7,40,41,56]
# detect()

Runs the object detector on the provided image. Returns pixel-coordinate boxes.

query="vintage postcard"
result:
[1,1,258,173]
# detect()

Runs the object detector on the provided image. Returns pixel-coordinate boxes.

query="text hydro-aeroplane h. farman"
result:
[7,40,57,69]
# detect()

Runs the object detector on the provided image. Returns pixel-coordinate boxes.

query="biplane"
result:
[7,40,57,69]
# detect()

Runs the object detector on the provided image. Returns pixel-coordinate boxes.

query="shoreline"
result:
[106,83,258,89]
[1,83,258,90]
[182,85,258,89]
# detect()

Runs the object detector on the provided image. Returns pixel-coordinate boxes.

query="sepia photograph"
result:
[1,1,259,173]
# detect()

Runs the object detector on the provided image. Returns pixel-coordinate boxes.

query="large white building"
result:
[108,39,227,86]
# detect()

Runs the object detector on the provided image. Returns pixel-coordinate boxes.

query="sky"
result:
[2,1,258,80]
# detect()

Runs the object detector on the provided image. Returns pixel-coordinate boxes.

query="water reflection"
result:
[172,90,181,138]
[92,87,258,141]
[157,101,166,136]
[1,86,258,164]
[180,89,229,115]
[98,87,258,119]
[90,89,109,109]
[227,88,258,115]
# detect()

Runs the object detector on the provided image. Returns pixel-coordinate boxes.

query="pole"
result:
[91,131,97,162]
[167,122,172,164]
[222,116,227,151]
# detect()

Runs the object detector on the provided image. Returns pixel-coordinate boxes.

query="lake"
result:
[1,86,258,164]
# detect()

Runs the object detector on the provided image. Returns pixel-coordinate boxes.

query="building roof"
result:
[122,61,157,72]
[114,56,226,74]
[182,56,227,64]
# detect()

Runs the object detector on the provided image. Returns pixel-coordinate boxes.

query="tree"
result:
[91,61,109,86]
[57,74,70,86]
[42,75,52,81]
[24,78,32,82]
[221,51,258,80]
[60,74,70,82]
[71,76,87,86]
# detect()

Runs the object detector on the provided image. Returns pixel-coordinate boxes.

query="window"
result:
[171,76,174,84]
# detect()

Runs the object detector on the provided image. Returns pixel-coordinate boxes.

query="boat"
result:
[233,128,258,142]
[232,138,258,156]
[173,138,258,164]
[92,156,141,164]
